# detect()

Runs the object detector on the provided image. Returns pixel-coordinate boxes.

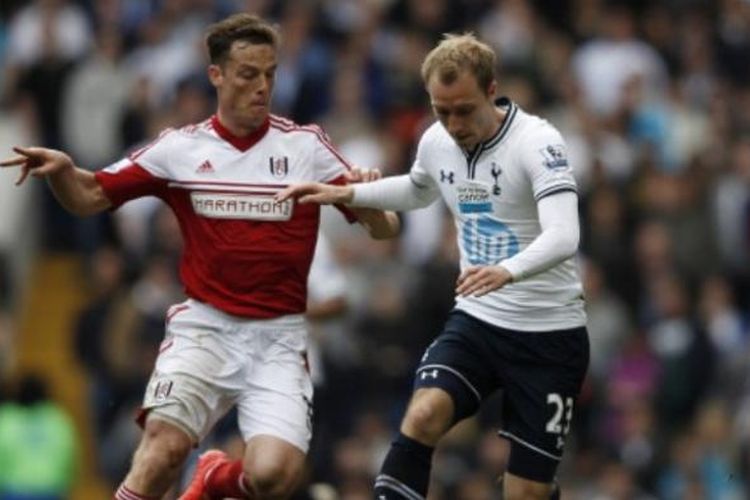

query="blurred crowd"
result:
[1,0,750,498]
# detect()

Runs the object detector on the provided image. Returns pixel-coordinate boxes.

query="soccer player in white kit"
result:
[278,34,589,500]
[1,13,400,500]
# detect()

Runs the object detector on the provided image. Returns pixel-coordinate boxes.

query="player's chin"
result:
[242,108,269,127]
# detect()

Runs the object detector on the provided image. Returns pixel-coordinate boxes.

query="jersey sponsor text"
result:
[191,192,293,221]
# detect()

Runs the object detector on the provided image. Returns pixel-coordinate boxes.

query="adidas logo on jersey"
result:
[196,160,214,174]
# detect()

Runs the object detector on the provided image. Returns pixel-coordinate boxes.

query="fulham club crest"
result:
[269,156,289,178]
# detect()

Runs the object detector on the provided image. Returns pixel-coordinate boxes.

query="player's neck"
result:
[215,110,265,137]
[465,107,506,153]
[482,106,506,142]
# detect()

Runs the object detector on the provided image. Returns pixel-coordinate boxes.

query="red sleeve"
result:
[328,174,357,223]
[94,162,168,209]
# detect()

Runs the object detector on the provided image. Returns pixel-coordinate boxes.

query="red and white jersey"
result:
[95,114,356,319]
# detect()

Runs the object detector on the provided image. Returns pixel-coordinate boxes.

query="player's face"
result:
[209,41,277,130]
[428,71,498,151]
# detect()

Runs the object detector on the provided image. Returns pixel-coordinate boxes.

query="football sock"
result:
[549,481,560,500]
[373,433,434,499]
[204,459,251,498]
[114,484,158,500]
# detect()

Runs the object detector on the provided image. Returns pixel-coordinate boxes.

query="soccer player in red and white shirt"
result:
[1,13,399,500]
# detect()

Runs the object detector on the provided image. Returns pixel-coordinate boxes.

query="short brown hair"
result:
[421,33,496,94]
[205,13,280,65]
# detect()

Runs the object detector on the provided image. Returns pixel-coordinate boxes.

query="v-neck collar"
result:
[463,97,518,178]
[211,114,270,152]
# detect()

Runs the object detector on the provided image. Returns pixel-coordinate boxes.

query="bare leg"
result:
[120,418,193,497]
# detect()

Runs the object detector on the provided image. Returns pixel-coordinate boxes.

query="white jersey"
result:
[409,98,586,331]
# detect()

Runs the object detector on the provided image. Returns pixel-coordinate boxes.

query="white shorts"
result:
[141,299,313,452]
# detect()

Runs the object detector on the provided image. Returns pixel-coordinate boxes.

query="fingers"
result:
[0,156,28,167]
[276,183,349,205]
[3,146,57,185]
[15,165,30,186]
[456,266,507,297]
[456,266,480,285]
[345,168,363,183]
[345,167,383,184]
[275,184,315,202]
[456,267,488,296]
[12,146,34,156]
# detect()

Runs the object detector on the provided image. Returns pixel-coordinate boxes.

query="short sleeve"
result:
[310,125,352,183]
[519,125,578,201]
[94,130,175,208]
[94,160,168,208]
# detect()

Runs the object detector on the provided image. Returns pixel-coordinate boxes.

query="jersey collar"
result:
[483,96,517,151]
[211,114,270,152]
[462,97,517,178]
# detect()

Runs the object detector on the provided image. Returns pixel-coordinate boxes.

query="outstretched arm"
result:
[1,147,111,216]
[276,174,439,211]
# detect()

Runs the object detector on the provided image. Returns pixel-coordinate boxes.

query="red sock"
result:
[205,459,251,498]
[114,484,158,499]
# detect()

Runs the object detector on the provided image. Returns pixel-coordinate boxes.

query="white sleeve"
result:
[350,135,441,210]
[499,191,579,281]
[350,174,440,210]
[519,125,578,201]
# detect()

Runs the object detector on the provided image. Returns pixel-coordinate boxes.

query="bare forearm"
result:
[354,208,401,239]
[48,166,110,216]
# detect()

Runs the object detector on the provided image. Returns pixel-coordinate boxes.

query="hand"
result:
[275,182,354,205]
[0,147,73,185]
[456,265,513,297]
[345,166,382,183]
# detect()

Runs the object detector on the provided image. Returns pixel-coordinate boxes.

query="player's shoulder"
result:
[418,120,455,153]
[142,118,214,149]
[172,117,215,142]
[513,108,563,144]
[268,114,330,143]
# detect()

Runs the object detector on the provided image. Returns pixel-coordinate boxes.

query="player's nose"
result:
[256,75,271,95]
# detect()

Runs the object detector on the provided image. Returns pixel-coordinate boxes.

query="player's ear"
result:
[207,64,223,86]
[487,80,497,99]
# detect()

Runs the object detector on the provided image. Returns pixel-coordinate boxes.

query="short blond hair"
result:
[421,33,496,94]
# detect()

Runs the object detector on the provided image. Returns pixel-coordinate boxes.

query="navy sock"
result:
[373,433,434,499]
[549,481,560,500]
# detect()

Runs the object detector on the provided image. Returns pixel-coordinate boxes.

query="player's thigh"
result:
[141,300,241,443]
[236,322,313,454]
[413,310,498,425]
[499,326,589,484]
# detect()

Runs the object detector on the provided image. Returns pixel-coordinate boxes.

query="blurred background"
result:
[0,0,749,498]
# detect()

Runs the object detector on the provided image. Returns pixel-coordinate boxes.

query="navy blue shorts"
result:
[414,309,589,483]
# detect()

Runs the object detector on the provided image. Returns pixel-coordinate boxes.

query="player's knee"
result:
[402,394,453,444]
[245,460,300,499]
[136,420,192,472]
